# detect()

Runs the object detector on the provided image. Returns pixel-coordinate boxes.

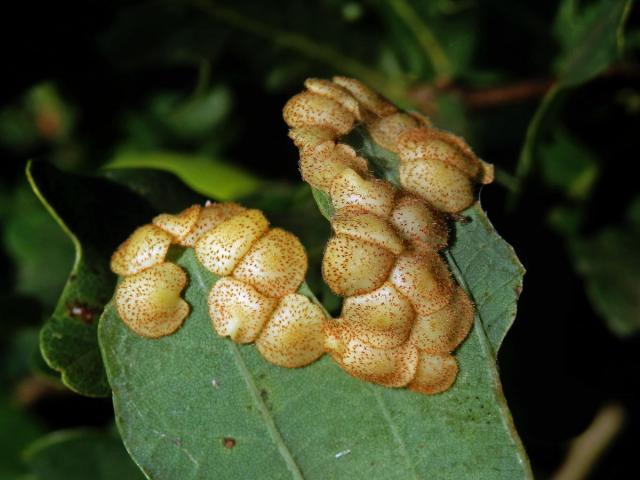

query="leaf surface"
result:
[28,162,199,396]
[100,128,531,477]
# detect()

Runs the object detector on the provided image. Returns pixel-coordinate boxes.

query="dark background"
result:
[2,0,639,478]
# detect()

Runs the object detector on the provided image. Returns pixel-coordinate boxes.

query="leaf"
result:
[0,395,43,479]
[571,226,640,337]
[554,0,632,87]
[2,184,75,307]
[106,150,261,201]
[28,161,200,396]
[24,429,145,480]
[511,0,631,202]
[539,129,599,200]
[99,134,530,478]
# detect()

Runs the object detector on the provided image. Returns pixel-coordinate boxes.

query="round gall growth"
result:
[233,228,308,298]
[283,91,355,136]
[283,76,489,395]
[322,234,395,297]
[299,142,369,192]
[256,294,325,368]
[112,75,491,396]
[397,128,493,213]
[208,277,277,344]
[194,209,269,276]
[152,204,201,244]
[369,113,421,152]
[115,262,189,338]
[111,224,172,276]
[111,202,327,368]
[182,202,246,247]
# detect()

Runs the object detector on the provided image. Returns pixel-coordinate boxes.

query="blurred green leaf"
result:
[0,83,73,152]
[28,162,200,396]
[0,106,39,151]
[24,429,144,480]
[571,225,640,337]
[547,205,586,237]
[0,396,43,479]
[3,327,58,386]
[554,0,632,87]
[539,129,599,200]
[107,150,261,200]
[626,195,640,228]
[2,185,75,307]
[512,0,631,204]
[160,86,232,140]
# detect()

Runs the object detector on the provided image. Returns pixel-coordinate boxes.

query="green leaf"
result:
[99,133,530,478]
[28,161,200,396]
[0,396,43,479]
[24,429,144,480]
[106,150,261,201]
[539,129,599,200]
[571,226,640,337]
[158,86,232,141]
[554,0,632,87]
[511,0,631,202]
[2,184,75,307]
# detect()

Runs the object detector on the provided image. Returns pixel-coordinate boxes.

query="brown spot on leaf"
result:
[67,302,100,324]
[223,437,236,449]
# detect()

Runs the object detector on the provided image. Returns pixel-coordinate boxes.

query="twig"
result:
[552,403,626,480]
[460,78,554,109]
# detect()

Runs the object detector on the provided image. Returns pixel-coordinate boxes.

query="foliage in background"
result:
[1,0,639,478]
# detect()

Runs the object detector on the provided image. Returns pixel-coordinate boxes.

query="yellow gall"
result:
[389,251,454,316]
[408,352,458,395]
[182,203,246,247]
[322,320,347,363]
[322,234,395,297]
[288,126,338,154]
[208,277,277,344]
[332,76,397,118]
[397,128,495,213]
[330,168,396,218]
[331,324,418,388]
[304,78,361,119]
[115,262,189,338]
[368,113,420,152]
[331,206,404,255]
[283,91,355,135]
[399,151,476,213]
[194,209,269,276]
[256,294,326,368]
[341,282,414,349]
[233,228,308,298]
[299,142,369,192]
[111,224,173,276]
[410,287,474,353]
[389,195,449,252]
[152,204,202,244]
[398,128,490,180]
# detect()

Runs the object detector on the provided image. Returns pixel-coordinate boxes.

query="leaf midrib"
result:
[189,257,305,480]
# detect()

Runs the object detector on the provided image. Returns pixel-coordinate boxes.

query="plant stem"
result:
[552,403,625,480]
[508,83,562,207]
